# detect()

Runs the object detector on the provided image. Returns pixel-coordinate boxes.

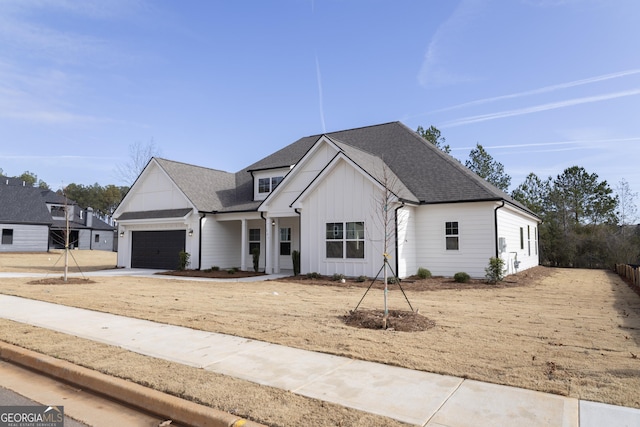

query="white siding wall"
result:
[89,231,115,251]
[414,202,495,278]
[200,217,244,270]
[300,159,385,278]
[119,163,191,212]
[397,205,417,278]
[496,205,540,274]
[0,224,49,252]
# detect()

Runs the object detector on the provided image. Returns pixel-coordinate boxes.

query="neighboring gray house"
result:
[115,122,541,277]
[0,178,115,252]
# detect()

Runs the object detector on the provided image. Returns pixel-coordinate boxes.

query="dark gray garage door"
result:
[131,230,185,269]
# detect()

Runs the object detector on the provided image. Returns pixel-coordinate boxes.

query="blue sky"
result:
[1,0,638,211]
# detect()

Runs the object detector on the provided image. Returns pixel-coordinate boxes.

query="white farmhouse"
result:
[114,122,540,277]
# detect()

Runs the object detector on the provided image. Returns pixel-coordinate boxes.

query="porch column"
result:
[265,216,272,274]
[273,217,280,273]
[240,219,247,271]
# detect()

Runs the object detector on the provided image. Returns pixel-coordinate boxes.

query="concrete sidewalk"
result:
[0,294,638,426]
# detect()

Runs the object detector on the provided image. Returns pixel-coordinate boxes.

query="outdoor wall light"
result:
[271,220,276,226]
[188,228,194,236]
[119,231,124,238]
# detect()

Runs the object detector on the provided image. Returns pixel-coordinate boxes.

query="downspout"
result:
[250,171,256,201]
[494,200,506,258]
[295,208,302,273]
[394,202,405,277]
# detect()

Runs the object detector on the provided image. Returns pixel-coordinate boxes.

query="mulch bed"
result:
[27,277,96,285]
[342,309,436,332]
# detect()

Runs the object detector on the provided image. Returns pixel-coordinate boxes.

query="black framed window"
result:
[249,228,260,254]
[280,227,291,255]
[326,222,364,258]
[445,221,459,250]
[1,229,13,245]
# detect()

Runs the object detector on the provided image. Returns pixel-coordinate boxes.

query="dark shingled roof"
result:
[146,122,534,216]
[117,208,193,221]
[154,158,237,212]
[0,186,53,225]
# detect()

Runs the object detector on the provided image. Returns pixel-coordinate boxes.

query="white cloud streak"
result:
[431,69,640,114]
[315,54,326,133]
[442,88,640,127]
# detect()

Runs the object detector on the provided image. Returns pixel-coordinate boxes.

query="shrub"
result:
[453,272,470,283]
[485,257,506,284]
[252,247,260,272]
[386,276,399,284]
[356,275,368,283]
[417,267,432,279]
[306,272,321,279]
[291,250,300,276]
[211,266,220,271]
[332,273,345,282]
[177,251,190,271]
[227,268,237,274]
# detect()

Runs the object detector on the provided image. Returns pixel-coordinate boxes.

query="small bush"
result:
[211,266,220,271]
[292,250,300,276]
[252,247,260,272]
[178,251,191,271]
[453,272,470,283]
[386,276,399,284]
[306,272,321,279]
[356,275,368,282]
[332,273,345,282]
[227,268,237,274]
[417,267,432,279]
[485,257,505,284]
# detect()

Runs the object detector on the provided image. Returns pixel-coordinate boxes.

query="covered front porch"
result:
[204,212,300,274]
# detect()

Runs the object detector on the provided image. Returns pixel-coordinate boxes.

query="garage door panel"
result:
[131,230,185,269]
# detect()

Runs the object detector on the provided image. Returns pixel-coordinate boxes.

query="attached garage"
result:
[131,230,186,269]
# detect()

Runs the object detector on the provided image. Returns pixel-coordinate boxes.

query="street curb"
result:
[0,342,266,427]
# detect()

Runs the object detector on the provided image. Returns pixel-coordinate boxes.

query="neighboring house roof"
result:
[117,208,193,221]
[0,186,53,225]
[136,122,536,217]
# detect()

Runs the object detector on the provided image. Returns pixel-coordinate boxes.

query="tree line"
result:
[418,125,640,267]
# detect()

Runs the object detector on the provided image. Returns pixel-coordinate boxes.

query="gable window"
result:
[95,234,100,243]
[280,228,291,256]
[249,228,260,255]
[258,176,284,194]
[51,206,66,218]
[445,221,459,250]
[2,229,14,245]
[326,222,365,259]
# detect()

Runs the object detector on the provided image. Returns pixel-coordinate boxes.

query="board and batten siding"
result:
[199,217,243,270]
[496,204,540,274]
[396,205,417,278]
[413,202,496,278]
[0,224,49,252]
[299,159,386,278]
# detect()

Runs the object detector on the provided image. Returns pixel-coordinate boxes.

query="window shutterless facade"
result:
[280,227,291,256]
[249,228,260,254]
[258,176,284,194]
[326,222,364,259]
[445,221,459,250]
[1,229,13,245]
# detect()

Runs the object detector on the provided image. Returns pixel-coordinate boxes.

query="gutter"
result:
[197,213,207,270]
[494,200,506,258]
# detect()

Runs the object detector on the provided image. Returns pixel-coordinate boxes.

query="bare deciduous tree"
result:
[115,139,162,185]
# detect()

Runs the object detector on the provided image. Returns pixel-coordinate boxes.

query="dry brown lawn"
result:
[0,250,639,426]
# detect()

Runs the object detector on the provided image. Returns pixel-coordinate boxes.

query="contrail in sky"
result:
[432,68,640,114]
[315,54,326,133]
[443,88,640,127]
